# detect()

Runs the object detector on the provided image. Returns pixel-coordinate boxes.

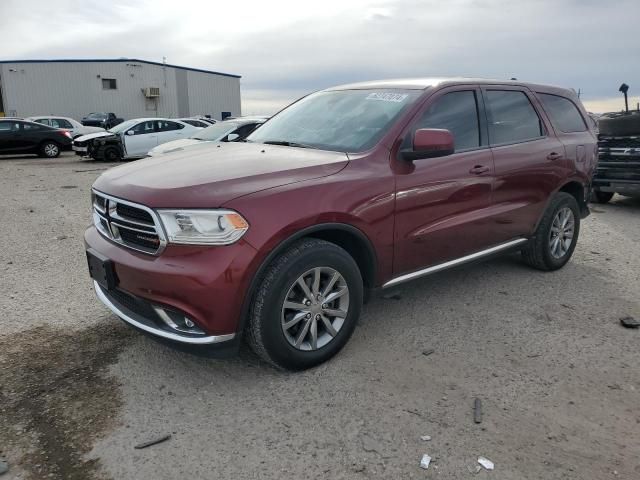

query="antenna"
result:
[619,83,629,113]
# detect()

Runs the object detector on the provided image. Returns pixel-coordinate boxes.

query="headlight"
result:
[157,209,249,245]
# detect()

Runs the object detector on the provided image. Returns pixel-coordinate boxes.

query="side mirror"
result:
[401,128,454,161]
[126,130,135,136]
[227,133,240,142]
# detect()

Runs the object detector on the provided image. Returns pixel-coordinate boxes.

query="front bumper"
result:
[85,225,260,344]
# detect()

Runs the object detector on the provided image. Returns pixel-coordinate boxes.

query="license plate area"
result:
[86,248,118,290]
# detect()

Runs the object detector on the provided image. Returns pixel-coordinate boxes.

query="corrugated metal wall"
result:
[0,61,241,121]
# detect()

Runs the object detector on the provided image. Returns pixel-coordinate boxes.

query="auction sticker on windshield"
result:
[366,92,409,102]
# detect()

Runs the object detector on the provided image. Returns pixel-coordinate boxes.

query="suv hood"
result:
[93,142,349,208]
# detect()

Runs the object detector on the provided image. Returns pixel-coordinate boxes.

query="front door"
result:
[392,87,495,276]
[123,120,157,157]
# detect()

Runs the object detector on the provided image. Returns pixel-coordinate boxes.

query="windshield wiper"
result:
[262,140,316,149]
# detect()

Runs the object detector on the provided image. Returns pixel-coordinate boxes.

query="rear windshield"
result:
[86,113,107,119]
[247,89,420,152]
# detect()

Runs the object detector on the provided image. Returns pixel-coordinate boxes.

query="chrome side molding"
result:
[382,238,528,289]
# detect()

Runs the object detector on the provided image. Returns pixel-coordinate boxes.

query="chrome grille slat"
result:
[92,189,166,255]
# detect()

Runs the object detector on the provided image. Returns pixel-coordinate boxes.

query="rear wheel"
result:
[522,192,580,271]
[246,238,363,370]
[591,190,614,204]
[39,141,60,158]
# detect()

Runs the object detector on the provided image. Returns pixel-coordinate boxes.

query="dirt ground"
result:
[1,152,639,480]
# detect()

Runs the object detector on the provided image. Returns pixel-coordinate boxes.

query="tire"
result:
[39,141,61,158]
[103,146,121,162]
[521,192,580,271]
[591,190,614,204]
[246,238,363,370]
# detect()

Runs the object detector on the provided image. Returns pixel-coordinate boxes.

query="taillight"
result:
[61,130,72,139]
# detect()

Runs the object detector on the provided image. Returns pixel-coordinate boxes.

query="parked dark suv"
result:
[85,78,596,370]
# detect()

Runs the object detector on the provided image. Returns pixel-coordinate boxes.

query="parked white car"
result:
[73,118,201,161]
[147,118,266,157]
[26,116,105,138]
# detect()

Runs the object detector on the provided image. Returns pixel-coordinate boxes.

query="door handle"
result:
[469,165,490,175]
[547,152,563,161]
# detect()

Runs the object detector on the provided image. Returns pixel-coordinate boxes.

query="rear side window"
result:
[538,93,587,133]
[412,90,481,151]
[485,90,544,145]
[51,118,73,129]
[34,118,51,126]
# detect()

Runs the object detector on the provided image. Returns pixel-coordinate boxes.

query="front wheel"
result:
[522,192,580,271]
[246,238,363,370]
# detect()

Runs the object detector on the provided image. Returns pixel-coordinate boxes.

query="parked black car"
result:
[0,119,72,158]
[81,112,124,129]
[592,111,640,203]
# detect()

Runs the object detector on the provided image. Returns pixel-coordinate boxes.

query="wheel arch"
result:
[558,180,589,218]
[237,223,378,336]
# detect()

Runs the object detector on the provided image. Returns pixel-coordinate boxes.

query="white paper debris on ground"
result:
[420,435,431,441]
[420,454,432,469]
[478,456,494,470]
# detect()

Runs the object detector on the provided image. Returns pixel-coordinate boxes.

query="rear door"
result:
[393,87,496,274]
[155,120,187,146]
[122,120,157,157]
[536,92,597,184]
[481,86,567,240]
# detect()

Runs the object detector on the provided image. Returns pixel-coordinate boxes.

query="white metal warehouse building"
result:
[0,58,241,121]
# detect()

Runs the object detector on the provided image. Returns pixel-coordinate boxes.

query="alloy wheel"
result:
[44,143,59,157]
[549,207,575,259]
[281,267,350,351]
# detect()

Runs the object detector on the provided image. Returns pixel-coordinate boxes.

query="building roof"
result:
[0,58,240,78]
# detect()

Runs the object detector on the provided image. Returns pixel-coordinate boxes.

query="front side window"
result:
[102,79,117,90]
[247,89,420,152]
[485,90,544,145]
[411,90,481,151]
[191,123,239,141]
[538,93,587,133]
[131,121,156,135]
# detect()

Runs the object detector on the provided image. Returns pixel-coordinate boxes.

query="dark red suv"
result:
[85,78,596,370]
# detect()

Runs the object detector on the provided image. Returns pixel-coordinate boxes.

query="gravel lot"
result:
[1,152,639,480]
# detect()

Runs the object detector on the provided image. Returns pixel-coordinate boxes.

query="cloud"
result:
[1,0,639,114]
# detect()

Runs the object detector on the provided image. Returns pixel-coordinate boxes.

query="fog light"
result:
[152,306,204,335]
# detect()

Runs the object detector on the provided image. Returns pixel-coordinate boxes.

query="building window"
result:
[102,78,117,90]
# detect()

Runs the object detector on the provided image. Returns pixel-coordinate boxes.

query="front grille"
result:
[116,203,154,224]
[92,190,165,255]
[594,135,640,185]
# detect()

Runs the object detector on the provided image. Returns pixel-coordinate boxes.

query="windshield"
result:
[191,123,238,141]
[247,89,420,152]
[108,119,139,134]
[87,113,107,119]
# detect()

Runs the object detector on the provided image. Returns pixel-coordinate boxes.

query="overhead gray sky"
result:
[1,0,638,114]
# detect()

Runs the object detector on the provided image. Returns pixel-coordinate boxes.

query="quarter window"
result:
[538,93,587,133]
[102,78,117,90]
[485,90,544,145]
[412,90,481,151]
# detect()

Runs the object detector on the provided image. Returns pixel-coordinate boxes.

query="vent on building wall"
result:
[143,87,160,98]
